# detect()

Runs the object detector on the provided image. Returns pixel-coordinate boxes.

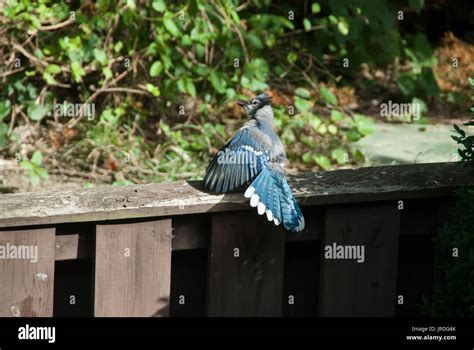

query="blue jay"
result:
[203,93,305,232]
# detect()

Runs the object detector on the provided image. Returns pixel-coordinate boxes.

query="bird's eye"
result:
[252,100,259,106]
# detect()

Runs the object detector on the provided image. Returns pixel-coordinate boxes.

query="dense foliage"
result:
[422,187,474,317]
[0,0,468,187]
[451,78,474,164]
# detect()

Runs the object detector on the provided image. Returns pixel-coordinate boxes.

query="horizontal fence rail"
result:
[0,162,472,317]
[0,162,469,228]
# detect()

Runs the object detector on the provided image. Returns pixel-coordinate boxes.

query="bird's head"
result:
[237,93,272,117]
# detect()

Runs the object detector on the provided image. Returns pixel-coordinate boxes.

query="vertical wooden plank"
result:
[0,228,55,317]
[395,235,433,316]
[283,241,320,317]
[170,249,208,317]
[207,211,285,317]
[54,259,93,317]
[94,219,172,317]
[319,203,400,316]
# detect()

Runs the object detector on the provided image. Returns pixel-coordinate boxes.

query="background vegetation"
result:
[0,0,473,190]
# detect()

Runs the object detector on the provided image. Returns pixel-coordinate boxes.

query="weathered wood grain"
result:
[55,233,95,260]
[208,211,285,317]
[0,228,55,316]
[94,219,172,317]
[0,162,470,228]
[319,203,400,316]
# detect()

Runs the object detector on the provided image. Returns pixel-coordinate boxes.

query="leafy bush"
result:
[20,150,49,187]
[421,188,474,316]
[0,0,441,184]
[451,78,474,164]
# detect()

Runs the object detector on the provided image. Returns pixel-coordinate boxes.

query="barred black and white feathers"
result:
[203,93,305,232]
[243,164,305,232]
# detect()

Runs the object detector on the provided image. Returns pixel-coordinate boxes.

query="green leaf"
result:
[70,61,86,83]
[114,41,123,53]
[146,83,161,97]
[103,67,113,80]
[31,150,43,166]
[185,78,196,97]
[181,34,192,46]
[337,20,349,36]
[127,0,137,10]
[93,48,108,66]
[112,179,135,186]
[353,114,374,136]
[178,77,196,97]
[294,96,312,112]
[310,116,322,130]
[210,71,226,94]
[0,99,11,119]
[295,87,311,99]
[303,18,312,32]
[45,64,61,75]
[20,160,34,171]
[453,124,465,137]
[152,0,166,12]
[163,18,181,36]
[287,52,298,64]
[226,88,237,100]
[28,103,48,121]
[36,167,49,180]
[0,123,8,147]
[317,123,327,135]
[330,109,344,122]
[331,148,347,164]
[313,155,331,170]
[149,61,163,77]
[302,152,313,164]
[328,124,338,135]
[319,87,338,105]
[312,3,321,14]
[351,148,365,162]
[346,128,361,141]
[43,72,57,85]
[29,172,40,187]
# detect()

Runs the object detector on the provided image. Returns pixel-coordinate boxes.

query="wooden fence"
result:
[0,162,472,317]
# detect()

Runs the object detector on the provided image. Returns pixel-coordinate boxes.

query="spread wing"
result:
[203,125,271,193]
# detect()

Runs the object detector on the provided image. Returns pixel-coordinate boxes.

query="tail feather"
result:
[282,181,305,231]
[244,164,304,232]
[271,182,282,225]
[264,177,275,222]
[248,167,270,208]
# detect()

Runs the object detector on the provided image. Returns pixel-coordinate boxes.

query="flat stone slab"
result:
[353,123,474,166]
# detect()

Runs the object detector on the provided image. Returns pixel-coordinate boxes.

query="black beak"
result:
[237,99,248,107]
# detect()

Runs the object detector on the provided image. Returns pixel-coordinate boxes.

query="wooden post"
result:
[207,211,285,317]
[0,228,55,317]
[94,219,172,317]
[319,203,400,316]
